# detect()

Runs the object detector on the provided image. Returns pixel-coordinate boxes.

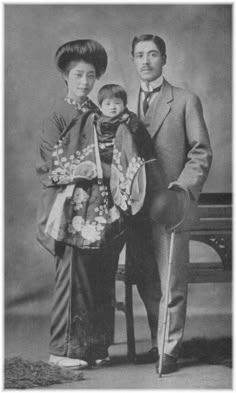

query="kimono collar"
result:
[64,96,100,114]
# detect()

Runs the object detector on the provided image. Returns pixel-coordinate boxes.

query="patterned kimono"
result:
[44,108,147,249]
[36,99,155,363]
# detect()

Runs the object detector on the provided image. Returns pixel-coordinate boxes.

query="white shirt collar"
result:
[140,75,164,92]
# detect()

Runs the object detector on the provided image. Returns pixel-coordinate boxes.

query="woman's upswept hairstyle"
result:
[131,34,166,57]
[97,84,127,107]
[55,39,108,78]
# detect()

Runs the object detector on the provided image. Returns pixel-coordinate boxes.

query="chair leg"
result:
[125,279,136,362]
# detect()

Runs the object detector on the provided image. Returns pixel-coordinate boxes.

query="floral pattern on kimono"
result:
[45,109,149,249]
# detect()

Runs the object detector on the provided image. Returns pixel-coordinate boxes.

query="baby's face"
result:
[101,97,125,117]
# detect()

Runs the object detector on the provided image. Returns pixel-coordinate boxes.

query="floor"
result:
[5,242,233,389]
[5,308,232,389]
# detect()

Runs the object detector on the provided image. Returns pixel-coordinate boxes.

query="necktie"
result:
[142,84,162,115]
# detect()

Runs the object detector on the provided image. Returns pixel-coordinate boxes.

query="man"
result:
[126,34,212,374]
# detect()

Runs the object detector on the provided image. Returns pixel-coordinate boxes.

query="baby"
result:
[95,84,154,179]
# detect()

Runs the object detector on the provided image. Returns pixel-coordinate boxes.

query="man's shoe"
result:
[135,347,159,364]
[93,356,111,368]
[49,354,88,369]
[156,354,178,374]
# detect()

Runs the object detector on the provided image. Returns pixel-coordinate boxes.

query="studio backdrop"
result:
[5,4,232,314]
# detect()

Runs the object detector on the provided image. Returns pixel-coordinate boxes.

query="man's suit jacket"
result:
[132,78,213,231]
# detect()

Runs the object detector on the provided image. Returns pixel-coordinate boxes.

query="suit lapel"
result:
[144,79,173,139]
[137,88,141,117]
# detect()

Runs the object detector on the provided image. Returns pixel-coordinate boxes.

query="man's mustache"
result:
[141,66,153,71]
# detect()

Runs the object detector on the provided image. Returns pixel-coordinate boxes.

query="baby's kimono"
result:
[45,109,152,249]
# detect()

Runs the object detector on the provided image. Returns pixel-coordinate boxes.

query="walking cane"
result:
[158,230,176,377]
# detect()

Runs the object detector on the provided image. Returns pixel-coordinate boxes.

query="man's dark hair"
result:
[131,34,166,57]
[55,39,108,78]
[97,84,127,107]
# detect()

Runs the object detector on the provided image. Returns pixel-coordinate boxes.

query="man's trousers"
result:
[127,220,189,358]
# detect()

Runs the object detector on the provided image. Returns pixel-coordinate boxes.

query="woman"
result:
[36,39,122,369]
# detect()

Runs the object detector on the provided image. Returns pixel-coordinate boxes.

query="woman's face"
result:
[64,61,96,102]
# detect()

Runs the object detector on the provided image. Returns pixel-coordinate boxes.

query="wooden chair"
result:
[115,193,232,361]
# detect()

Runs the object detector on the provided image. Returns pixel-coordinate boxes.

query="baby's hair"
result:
[97,84,127,107]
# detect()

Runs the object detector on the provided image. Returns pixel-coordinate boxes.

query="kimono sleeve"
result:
[35,112,66,255]
[36,113,66,187]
